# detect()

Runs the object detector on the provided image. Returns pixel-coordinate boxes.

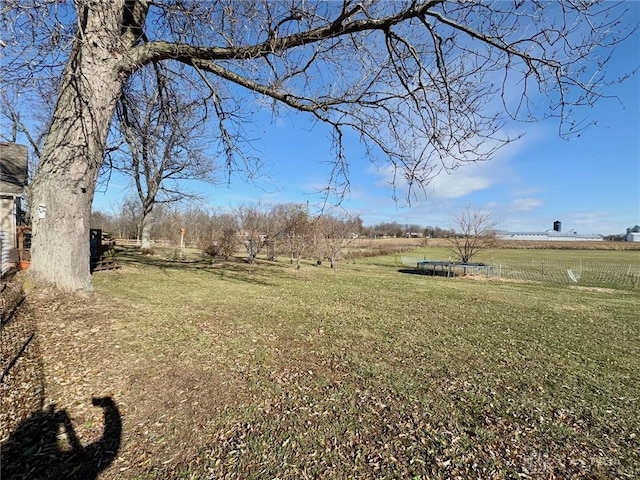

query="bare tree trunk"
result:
[28,5,125,292]
[330,257,336,273]
[140,202,154,252]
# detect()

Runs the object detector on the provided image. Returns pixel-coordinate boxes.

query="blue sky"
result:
[93,5,640,236]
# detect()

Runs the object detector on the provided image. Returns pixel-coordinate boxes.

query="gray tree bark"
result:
[29,4,128,292]
[139,201,155,252]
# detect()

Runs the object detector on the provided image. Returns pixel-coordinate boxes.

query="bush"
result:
[203,229,238,259]
[203,243,220,257]
[217,229,239,259]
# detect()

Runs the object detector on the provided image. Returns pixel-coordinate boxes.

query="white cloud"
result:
[566,211,629,235]
[366,124,541,203]
[369,163,493,199]
[509,187,544,197]
[510,197,543,211]
[426,170,494,199]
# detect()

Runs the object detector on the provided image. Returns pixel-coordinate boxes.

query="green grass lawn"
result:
[76,247,640,478]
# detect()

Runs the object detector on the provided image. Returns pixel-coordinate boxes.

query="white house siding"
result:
[1,196,19,269]
[0,143,28,272]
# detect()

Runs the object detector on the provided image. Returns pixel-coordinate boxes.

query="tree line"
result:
[90,200,472,267]
[92,201,363,271]
[92,202,459,246]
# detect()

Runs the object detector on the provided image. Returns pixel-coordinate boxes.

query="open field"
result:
[2,245,639,479]
[397,245,640,289]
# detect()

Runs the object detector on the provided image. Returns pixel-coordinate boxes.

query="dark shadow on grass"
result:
[111,246,208,271]
[1,288,123,480]
[1,397,122,480]
[397,268,458,277]
[112,247,290,287]
[397,268,422,275]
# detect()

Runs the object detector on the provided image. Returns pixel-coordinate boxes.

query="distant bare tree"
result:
[281,204,316,270]
[318,213,361,273]
[114,67,215,252]
[214,216,240,260]
[260,204,289,262]
[112,197,143,240]
[178,207,214,249]
[0,91,47,162]
[147,204,184,246]
[448,206,498,264]
[366,222,407,239]
[236,205,268,264]
[200,211,238,260]
[2,1,635,290]
[90,211,117,236]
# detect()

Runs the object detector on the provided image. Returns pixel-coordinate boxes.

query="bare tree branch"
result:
[1,0,634,290]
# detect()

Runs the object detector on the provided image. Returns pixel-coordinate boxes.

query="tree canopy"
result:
[1,0,635,291]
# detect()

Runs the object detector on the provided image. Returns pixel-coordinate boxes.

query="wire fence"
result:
[402,256,640,289]
[489,259,640,289]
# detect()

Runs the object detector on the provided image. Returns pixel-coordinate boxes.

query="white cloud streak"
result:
[510,197,543,211]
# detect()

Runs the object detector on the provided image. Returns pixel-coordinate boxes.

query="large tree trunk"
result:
[29,4,126,292]
[140,202,154,252]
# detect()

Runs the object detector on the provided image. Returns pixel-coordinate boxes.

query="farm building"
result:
[627,226,640,242]
[1,143,28,273]
[498,231,604,242]
[498,221,603,242]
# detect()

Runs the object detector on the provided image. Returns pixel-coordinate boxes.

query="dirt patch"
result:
[455,273,527,284]
[568,285,630,294]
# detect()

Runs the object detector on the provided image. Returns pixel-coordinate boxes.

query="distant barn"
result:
[627,225,640,243]
[498,231,604,242]
[498,221,603,242]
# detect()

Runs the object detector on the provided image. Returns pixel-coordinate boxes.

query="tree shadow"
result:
[110,246,207,270]
[112,247,300,286]
[1,396,122,480]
